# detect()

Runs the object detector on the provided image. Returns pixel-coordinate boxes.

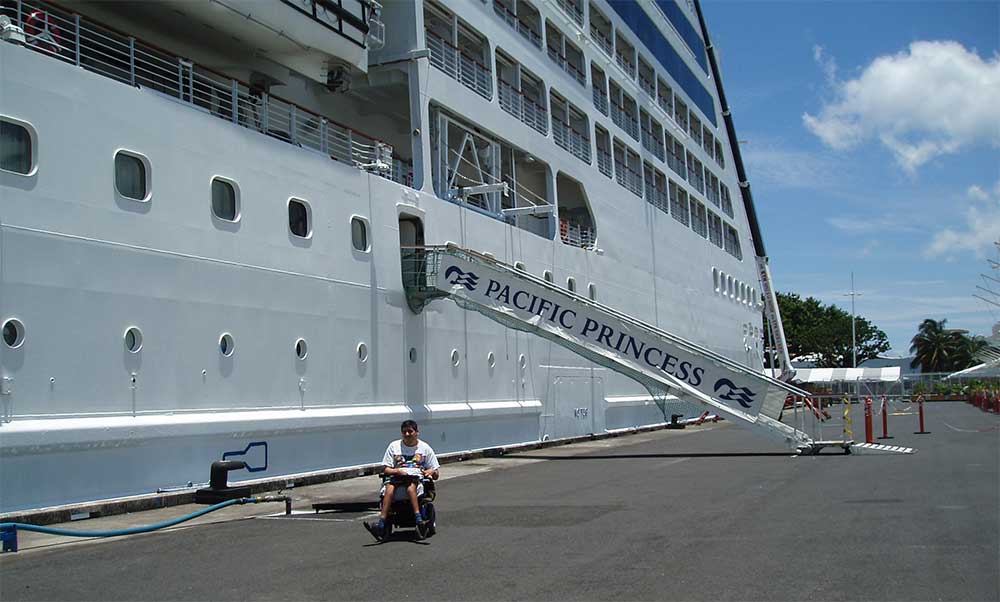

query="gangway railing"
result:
[402,245,853,453]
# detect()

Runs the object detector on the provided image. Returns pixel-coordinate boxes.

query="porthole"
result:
[211,177,239,222]
[727,276,734,298]
[0,118,34,175]
[450,349,461,366]
[351,216,369,252]
[487,351,496,368]
[712,268,719,292]
[219,333,235,357]
[123,326,143,353]
[409,347,417,363]
[295,338,308,360]
[288,198,311,238]
[519,354,527,372]
[2,319,25,348]
[115,150,150,201]
[543,270,554,283]
[588,283,597,301]
[566,277,576,293]
[514,261,526,272]
[358,342,369,363]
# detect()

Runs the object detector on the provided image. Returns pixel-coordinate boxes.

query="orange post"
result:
[915,394,930,434]
[864,397,874,444]
[878,396,892,439]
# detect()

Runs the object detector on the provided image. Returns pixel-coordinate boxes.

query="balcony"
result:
[639,76,656,99]
[611,102,639,141]
[493,0,543,48]
[1,0,413,188]
[641,128,665,162]
[554,0,584,26]
[615,162,643,197]
[648,186,669,215]
[592,85,609,115]
[546,45,586,86]
[552,121,591,163]
[426,30,492,100]
[499,79,548,135]
[597,149,613,178]
[590,27,613,57]
[560,219,596,250]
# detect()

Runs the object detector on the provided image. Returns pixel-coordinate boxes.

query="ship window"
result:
[124,326,143,353]
[588,283,597,301]
[712,268,719,293]
[487,351,496,368]
[219,333,235,356]
[0,120,33,175]
[288,199,311,238]
[543,270,554,283]
[295,338,308,360]
[358,342,369,363]
[514,261,526,271]
[115,151,148,201]
[451,349,461,366]
[3,319,25,348]
[351,216,369,252]
[211,178,238,222]
[566,277,576,292]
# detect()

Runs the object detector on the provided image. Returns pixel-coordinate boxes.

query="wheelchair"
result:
[368,475,437,541]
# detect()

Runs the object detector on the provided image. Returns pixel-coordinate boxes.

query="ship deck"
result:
[1,402,997,601]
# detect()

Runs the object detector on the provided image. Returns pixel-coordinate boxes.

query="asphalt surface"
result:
[1,402,997,601]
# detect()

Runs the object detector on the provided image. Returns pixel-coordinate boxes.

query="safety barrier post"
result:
[915,394,930,434]
[864,397,873,444]
[842,397,853,440]
[878,396,892,439]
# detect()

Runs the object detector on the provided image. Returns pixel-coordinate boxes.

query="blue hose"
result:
[0,496,285,552]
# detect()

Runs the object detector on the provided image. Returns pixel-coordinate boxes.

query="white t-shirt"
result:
[381,439,439,499]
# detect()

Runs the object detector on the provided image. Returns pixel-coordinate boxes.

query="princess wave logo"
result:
[713,378,757,408]
[444,266,480,291]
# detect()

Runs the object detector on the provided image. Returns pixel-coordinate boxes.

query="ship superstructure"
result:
[0,0,772,513]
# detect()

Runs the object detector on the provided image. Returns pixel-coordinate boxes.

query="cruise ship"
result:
[0,0,803,514]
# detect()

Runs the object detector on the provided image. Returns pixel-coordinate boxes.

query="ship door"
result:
[549,375,601,439]
[399,215,426,405]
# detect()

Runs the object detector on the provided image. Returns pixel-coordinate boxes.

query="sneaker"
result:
[363,519,385,542]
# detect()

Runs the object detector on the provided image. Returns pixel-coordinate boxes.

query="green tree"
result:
[765,292,890,368]
[909,319,987,372]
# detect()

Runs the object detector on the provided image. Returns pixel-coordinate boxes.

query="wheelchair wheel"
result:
[422,502,436,537]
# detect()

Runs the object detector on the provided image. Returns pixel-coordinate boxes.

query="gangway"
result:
[403,245,856,454]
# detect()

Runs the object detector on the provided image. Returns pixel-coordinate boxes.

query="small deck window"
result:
[588,283,597,301]
[566,277,576,292]
[1,120,33,175]
[543,270,554,283]
[351,216,369,252]
[289,199,311,238]
[115,151,148,201]
[211,178,238,221]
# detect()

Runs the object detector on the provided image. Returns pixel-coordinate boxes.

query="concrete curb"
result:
[1,422,681,526]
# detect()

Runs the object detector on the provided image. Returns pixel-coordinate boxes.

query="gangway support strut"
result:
[403,245,851,453]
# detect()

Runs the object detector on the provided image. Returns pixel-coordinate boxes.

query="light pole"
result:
[844,272,862,368]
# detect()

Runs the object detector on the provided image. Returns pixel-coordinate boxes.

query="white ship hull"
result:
[0,0,767,513]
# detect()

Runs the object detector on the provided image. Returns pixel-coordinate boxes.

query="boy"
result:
[364,420,439,540]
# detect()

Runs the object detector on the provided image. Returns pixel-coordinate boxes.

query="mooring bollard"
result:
[864,397,874,444]
[915,394,930,434]
[878,396,892,439]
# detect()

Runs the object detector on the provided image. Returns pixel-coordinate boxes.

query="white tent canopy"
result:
[789,367,901,383]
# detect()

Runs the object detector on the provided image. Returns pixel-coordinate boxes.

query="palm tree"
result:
[910,319,958,373]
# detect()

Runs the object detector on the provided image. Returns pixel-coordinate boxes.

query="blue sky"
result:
[701,0,1000,356]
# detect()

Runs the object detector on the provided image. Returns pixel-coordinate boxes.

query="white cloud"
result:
[803,41,1000,173]
[925,179,1000,258]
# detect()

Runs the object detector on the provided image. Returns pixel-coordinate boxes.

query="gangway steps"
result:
[402,245,861,454]
[850,442,916,455]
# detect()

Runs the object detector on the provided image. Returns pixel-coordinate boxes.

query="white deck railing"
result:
[1,0,413,187]
[552,121,591,163]
[597,148,613,178]
[559,219,596,249]
[498,79,548,135]
[611,102,640,141]
[592,84,609,115]
[426,30,493,100]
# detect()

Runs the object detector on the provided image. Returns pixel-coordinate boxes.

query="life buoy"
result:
[24,10,63,54]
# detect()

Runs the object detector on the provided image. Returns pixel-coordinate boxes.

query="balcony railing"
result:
[546,45,586,86]
[552,121,591,163]
[1,0,413,187]
[667,148,686,179]
[611,102,639,141]
[592,85,609,115]
[615,162,643,197]
[597,148,612,177]
[639,76,656,98]
[591,28,613,57]
[493,0,542,48]
[657,95,672,115]
[498,79,548,135]
[641,128,665,162]
[559,218,596,250]
[615,52,635,78]
[648,186,669,215]
[426,30,492,100]
[554,0,584,26]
